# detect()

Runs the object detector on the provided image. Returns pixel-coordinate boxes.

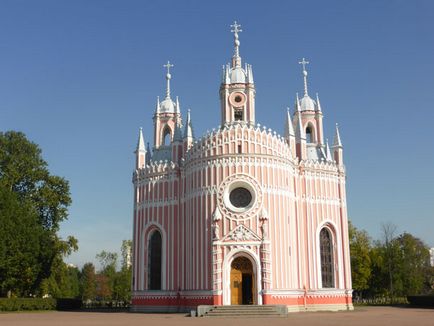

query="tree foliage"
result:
[0,131,77,297]
[348,221,372,293]
[350,220,434,299]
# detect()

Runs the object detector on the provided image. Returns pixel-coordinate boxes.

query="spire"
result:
[136,127,145,152]
[135,127,146,169]
[247,64,254,83]
[184,109,194,139]
[316,93,322,112]
[175,96,180,114]
[333,123,343,147]
[285,107,295,137]
[163,60,174,99]
[296,113,306,140]
[155,96,160,113]
[230,21,242,67]
[326,139,332,161]
[295,93,301,112]
[298,58,310,97]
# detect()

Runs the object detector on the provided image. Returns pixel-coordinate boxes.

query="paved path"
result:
[0,306,433,326]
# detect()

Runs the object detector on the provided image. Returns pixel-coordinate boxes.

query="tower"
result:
[153,61,181,149]
[293,58,325,161]
[220,21,255,126]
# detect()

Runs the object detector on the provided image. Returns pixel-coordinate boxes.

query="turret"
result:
[135,127,146,169]
[220,21,256,126]
[183,109,194,150]
[153,61,182,149]
[284,108,296,157]
[332,123,344,166]
[295,58,324,146]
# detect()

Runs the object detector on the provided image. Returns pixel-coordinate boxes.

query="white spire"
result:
[316,93,322,112]
[230,21,242,67]
[296,114,305,140]
[225,64,230,84]
[326,139,332,161]
[285,107,295,137]
[184,109,194,139]
[333,123,343,147]
[298,58,310,97]
[175,96,180,114]
[136,127,145,152]
[155,96,160,113]
[295,93,301,112]
[247,64,254,83]
[163,60,174,99]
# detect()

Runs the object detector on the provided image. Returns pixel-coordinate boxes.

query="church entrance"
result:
[230,256,254,305]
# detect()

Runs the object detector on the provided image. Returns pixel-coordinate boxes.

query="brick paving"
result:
[0,306,433,326]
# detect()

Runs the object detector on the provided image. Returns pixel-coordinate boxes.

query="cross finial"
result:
[163,60,174,99]
[231,21,242,34]
[298,58,310,96]
[230,21,243,66]
[299,58,309,72]
[163,60,174,76]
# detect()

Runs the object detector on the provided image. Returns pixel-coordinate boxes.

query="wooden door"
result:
[231,268,242,305]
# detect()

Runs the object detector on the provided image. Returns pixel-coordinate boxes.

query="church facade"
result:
[131,22,353,312]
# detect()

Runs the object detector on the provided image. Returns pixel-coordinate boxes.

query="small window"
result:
[306,127,313,143]
[234,110,243,121]
[162,126,171,146]
[234,95,243,103]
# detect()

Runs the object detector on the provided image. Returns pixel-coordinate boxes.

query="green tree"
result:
[80,263,97,301]
[348,221,372,294]
[0,188,43,296]
[113,240,132,302]
[395,233,431,295]
[0,131,77,296]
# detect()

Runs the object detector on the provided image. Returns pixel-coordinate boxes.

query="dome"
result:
[159,97,176,113]
[230,67,246,83]
[300,95,316,111]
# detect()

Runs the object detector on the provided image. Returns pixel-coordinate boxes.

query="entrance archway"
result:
[230,256,254,305]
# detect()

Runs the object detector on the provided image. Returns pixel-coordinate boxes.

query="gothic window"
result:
[148,230,162,290]
[234,110,243,121]
[162,126,171,146]
[306,126,313,143]
[320,228,335,288]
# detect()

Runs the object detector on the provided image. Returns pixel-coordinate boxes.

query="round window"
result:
[234,95,242,103]
[229,187,252,208]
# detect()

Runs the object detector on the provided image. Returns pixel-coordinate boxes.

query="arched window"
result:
[320,228,334,288]
[306,125,314,143]
[162,126,171,146]
[148,230,162,290]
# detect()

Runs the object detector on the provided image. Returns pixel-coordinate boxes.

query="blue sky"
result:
[1,0,433,268]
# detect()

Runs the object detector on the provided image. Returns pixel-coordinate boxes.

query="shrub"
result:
[0,298,56,311]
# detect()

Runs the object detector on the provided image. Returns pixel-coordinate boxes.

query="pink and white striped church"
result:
[132,22,353,312]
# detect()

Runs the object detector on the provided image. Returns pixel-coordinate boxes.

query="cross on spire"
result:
[298,57,310,96]
[230,21,242,65]
[298,57,309,72]
[163,61,174,75]
[163,60,174,99]
[230,21,242,34]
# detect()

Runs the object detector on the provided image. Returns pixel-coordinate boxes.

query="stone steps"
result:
[201,305,287,318]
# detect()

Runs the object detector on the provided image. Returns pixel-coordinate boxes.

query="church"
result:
[131,22,353,312]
